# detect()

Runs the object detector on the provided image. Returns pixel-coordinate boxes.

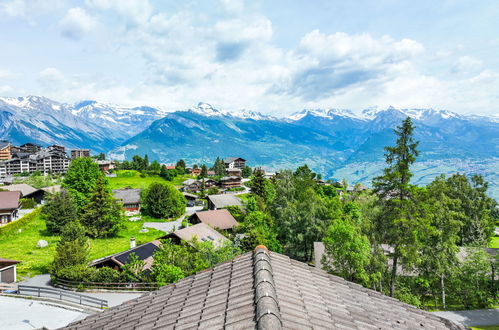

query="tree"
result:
[372,117,421,297]
[50,221,89,279]
[250,168,266,197]
[212,157,226,176]
[43,189,78,234]
[238,211,282,253]
[321,219,371,285]
[152,264,184,286]
[120,253,146,282]
[242,166,252,178]
[142,183,186,219]
[176,159,186,174]
[97,153,105,160]
[149,160,161,173]
[80,175,124,238]
[199,164,208,178]
[419,175,463,309]
[63,157,103,210]
[444,174,496,246]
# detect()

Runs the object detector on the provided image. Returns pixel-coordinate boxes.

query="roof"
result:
[224,157,246,163]
[113,188,141,204]
[193,209,239,230]
[63,246,464,330]
[91,240,161,270]
[0,141,10,149]
[182,179,197,185]
[170,223,229,248]
[0,191,21,210]
[207,194,243,209]
[42,185,61,194]
[1,183,41,197]
[0,258,20,267]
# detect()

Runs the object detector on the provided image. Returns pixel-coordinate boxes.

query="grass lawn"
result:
[0,211,164,280]
[471,326,499,330]
[489,236,499,248]
[107,170,194,189]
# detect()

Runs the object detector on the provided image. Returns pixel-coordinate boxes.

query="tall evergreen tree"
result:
[372,117,420,297]
[80,176,124,238]
[250,168,266,197]
[213,157,226,176]
[43,189,78,234]
[200,164,208,178]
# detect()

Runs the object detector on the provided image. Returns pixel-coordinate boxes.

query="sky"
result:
[0,0,498,116]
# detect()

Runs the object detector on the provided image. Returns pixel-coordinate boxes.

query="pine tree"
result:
[43,189,78,234]
[372,117,420,297]
[250,167,266,197]
[62,157,103,210]
[81,176,124,238]
[200,164,208,178]
[213,157,226,176]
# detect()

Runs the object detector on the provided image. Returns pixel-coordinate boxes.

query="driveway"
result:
[143,206,204,234]
[19,274,143,307]
[432,308,499,327]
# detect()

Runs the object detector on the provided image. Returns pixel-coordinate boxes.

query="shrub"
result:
[20,198,37,209]
[93,267,121,283]
[55,264,96,282]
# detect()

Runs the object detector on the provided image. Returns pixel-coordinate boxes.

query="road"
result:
[432,308,499,327]
[143,205,204,233]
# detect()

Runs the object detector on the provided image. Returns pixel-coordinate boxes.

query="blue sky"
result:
[0,0,498,115]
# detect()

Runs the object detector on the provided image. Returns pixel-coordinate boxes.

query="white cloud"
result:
[85,0,152,25]
[59,7,97,40]
[219,0,245,14]
[38,68,65,89]
[452,56,483,74]
[0,0,62,21]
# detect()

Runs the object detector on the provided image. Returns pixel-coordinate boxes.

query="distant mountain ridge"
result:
[1,96,498,198]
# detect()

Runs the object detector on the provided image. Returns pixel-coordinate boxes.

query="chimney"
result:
[130,237,136,249]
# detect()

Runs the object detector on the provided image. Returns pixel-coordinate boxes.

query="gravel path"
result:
[432,308,499,327]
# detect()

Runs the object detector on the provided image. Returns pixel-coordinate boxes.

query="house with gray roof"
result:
[1,183,45,203]
[224,157,246,169]
[163,223,229,248]
[62,246,465,330]
[113,188,141,211]
[207,194,243,210]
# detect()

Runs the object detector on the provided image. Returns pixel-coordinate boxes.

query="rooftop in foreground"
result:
[61,246,464,330]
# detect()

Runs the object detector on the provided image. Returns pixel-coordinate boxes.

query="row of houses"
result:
[182,176,243,192]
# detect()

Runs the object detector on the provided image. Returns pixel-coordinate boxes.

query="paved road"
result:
[0,295,87,330]
[143,206,204,233]
[19,274,143,307]
[432,308,499,327]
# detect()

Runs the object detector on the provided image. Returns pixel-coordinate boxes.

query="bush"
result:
[152,264,184,286]
[93,267,121,283]
[20,198,37,209]
[142,183,186,219]
[55,264,97,282]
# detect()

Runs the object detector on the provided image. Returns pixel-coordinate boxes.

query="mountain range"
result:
[1,96,498,199]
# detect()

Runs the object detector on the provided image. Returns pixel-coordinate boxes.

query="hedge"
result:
[0,207,42,237]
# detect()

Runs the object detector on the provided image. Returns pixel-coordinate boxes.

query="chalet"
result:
[191,168,202,176]
[207,194,243,210]
[0,141,12,161]
[95,160,115,172]
[113,188,141,211]
[163,223,229,248]
[227,168,242,177]
[165,165,176,170]
[0,258,20,283]
[182,192,198,201]
[91,239,161,272]
[71,149,90,159]
[346,184,368,193]
[64,246,465,330]
[0,191,21,225]
[224,157,246,169]
[190,209,239,230]
[183,178,217,192]
[0,183,45,204]
[220,176,242,189]
[207,170,216,177]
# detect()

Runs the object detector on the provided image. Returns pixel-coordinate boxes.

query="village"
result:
[0,139,497,329]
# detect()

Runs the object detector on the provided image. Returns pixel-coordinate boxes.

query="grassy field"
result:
[490,236,499,248]
[0,210,164,280]
[107,170,194,189]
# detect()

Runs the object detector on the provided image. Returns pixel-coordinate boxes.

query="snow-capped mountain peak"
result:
[287,108,359,121]
[188,102,229,117]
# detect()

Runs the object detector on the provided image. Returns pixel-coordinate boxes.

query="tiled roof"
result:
[113,188,141,204]
[169,223,229,248]
[62,247,465,330]
[1,183,41,197]
[0,191,21,210]
[207,194,243,209]
[193,209,239,230]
